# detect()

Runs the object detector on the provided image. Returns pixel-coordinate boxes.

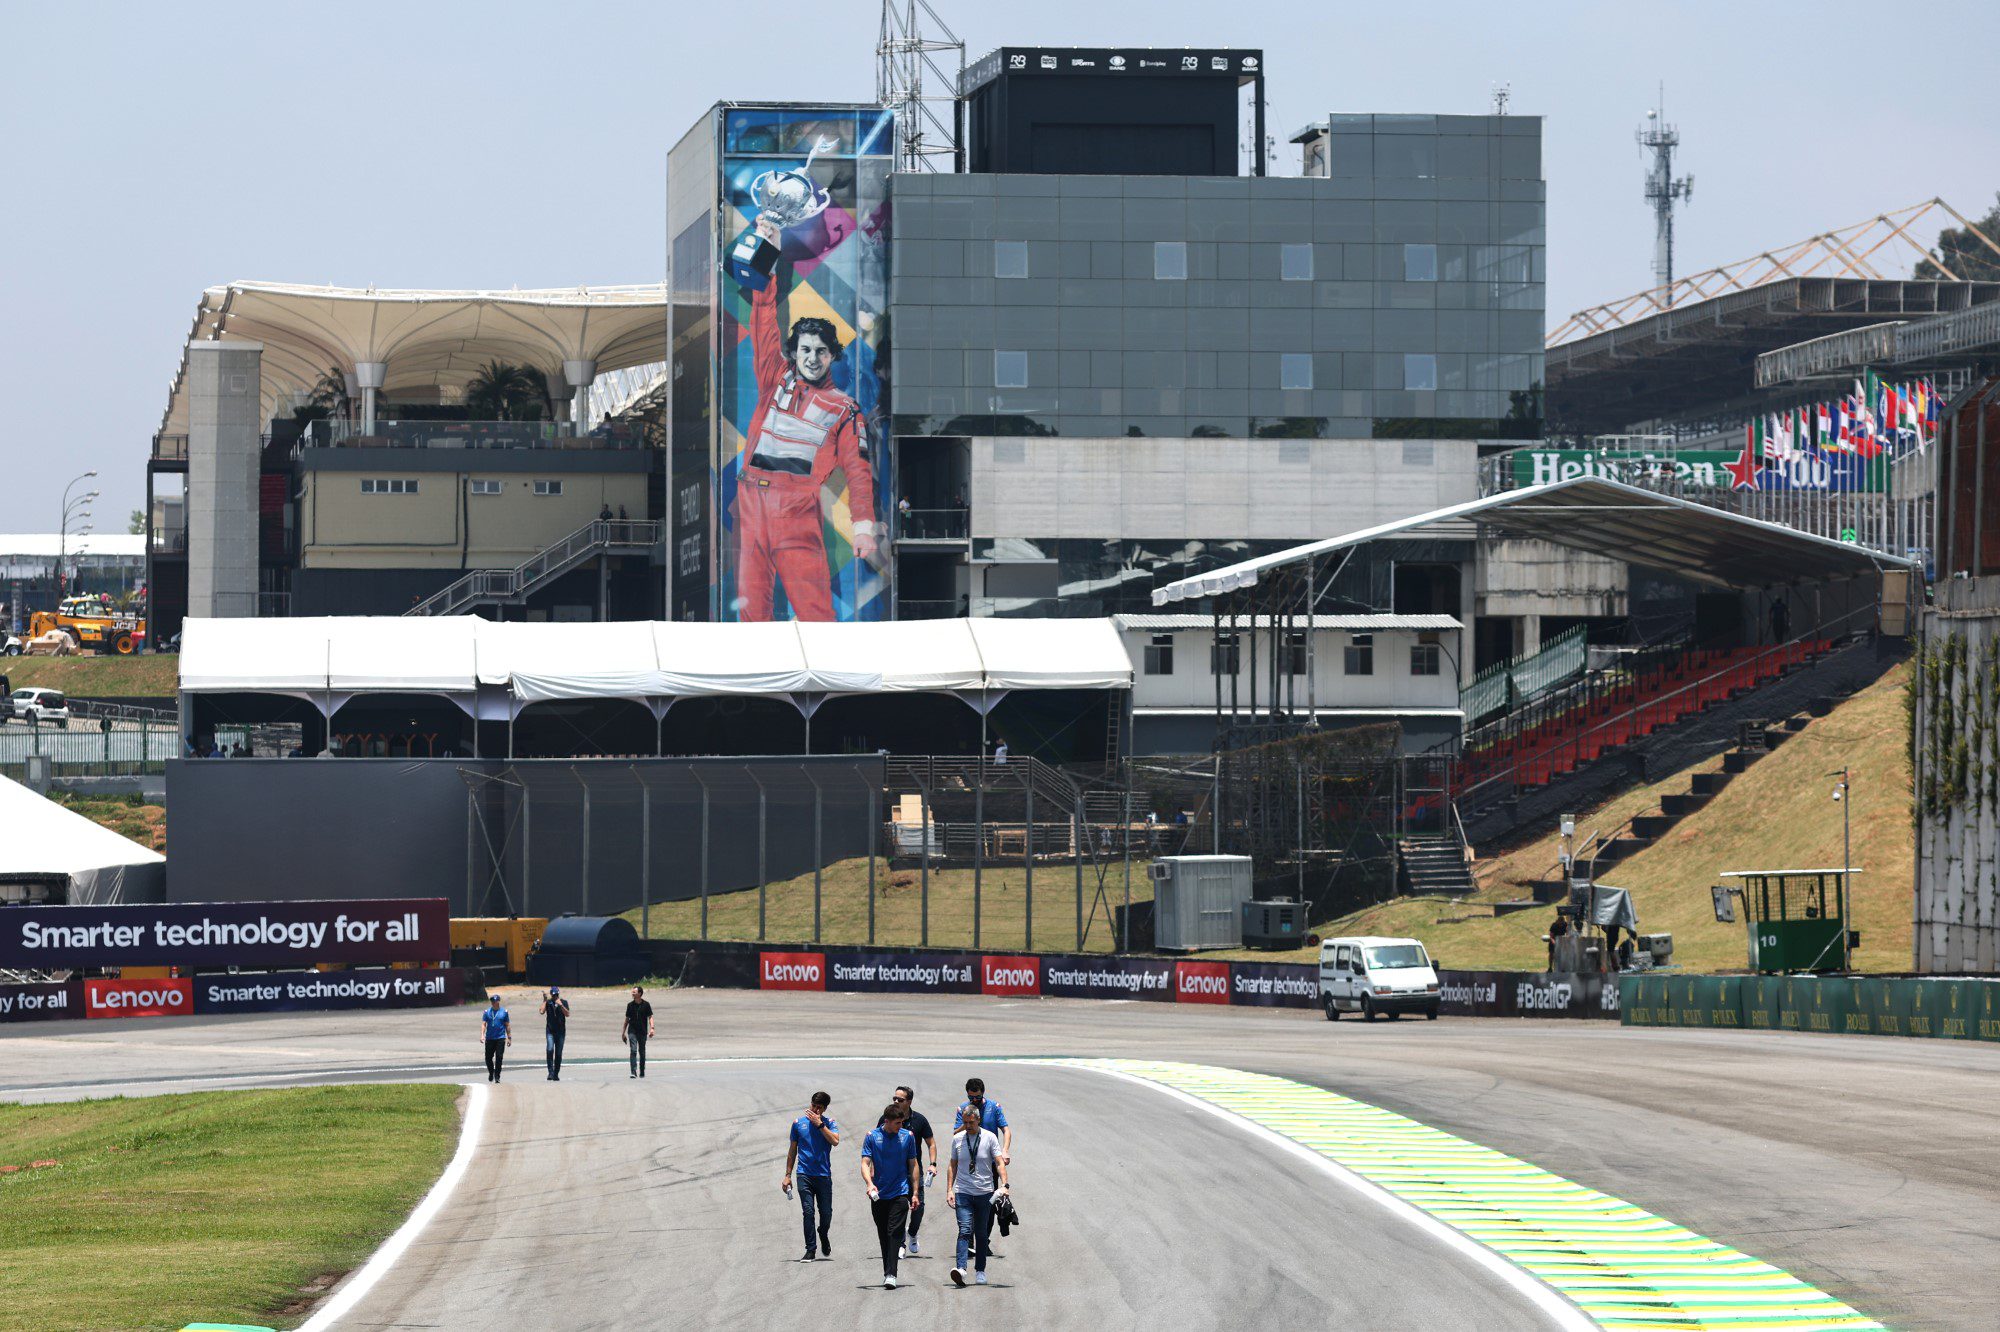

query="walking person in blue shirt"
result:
[860,1102,921,1289]
[958,1077,1013,1164]
[782,1091,841,1263]
[888,1085,938,1258]
[946,1102,1010,1286]
[480,994,511,1082]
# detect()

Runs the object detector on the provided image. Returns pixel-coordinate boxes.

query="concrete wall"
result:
[185,342,261,617]
[1476,537,1627,621]
[1914,574,2000,973]
[300,459,648,570]
[971,436,1476,541]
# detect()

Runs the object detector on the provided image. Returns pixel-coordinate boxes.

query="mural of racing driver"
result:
[735,215,879,622]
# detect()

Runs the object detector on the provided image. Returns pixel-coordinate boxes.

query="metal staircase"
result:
[405,519,658,617]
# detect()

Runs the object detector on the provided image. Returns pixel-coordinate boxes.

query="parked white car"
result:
[7,687,70,728]
[1319,935,1441,1021]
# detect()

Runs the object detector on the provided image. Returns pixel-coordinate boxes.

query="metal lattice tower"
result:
[1637,88,1693,296]
[876,0,966,173]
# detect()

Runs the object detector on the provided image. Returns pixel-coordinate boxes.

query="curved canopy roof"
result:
[159,280,669,438]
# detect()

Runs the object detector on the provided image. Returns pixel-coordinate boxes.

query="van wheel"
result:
[1361,997,1378,1022]
[1322,995,1339,1022]
[1426,1008,1439,1020]
[57,718,68,730]
[1387,1010,1402,1021]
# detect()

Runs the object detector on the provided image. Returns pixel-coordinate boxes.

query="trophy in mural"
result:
[725,136,836,291]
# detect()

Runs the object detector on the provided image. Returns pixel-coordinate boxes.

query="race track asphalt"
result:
[6,987,1999,1330]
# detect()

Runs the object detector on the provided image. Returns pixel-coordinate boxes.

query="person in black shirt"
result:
[621,985,655,1078]
[539,986,570,1081]
[888,1085,938,1258]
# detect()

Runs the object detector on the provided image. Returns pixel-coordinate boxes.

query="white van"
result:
[1318,935,1440,1021]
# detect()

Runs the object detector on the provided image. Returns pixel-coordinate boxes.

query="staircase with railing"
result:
[405,519,659,617]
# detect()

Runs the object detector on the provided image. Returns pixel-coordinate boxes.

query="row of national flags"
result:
[1728,373,1942,490]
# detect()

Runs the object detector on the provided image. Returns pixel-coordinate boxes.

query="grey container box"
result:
[1151,855,1254,952]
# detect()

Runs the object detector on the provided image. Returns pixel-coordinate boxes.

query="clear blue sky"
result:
[1,0,1993,530]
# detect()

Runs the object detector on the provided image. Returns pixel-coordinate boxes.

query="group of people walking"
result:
[784,1077,1014,1289]
[477,986,657,1082]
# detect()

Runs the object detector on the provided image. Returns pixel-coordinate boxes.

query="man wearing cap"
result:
[481,994,511,1083]
[539,986,570,1081]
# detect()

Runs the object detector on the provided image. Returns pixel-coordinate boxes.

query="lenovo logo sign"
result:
[84,977,193,1018]
[980,956,1040,997]
[759,952,826,991]
[1175,961,1231,1004]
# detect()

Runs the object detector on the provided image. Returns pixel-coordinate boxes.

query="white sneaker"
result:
[950,1267,966,1287]
[898,1245,906,1260]
[908,1238,921,1256]
[975,1271,988,1285]
[884,1275,898,1290]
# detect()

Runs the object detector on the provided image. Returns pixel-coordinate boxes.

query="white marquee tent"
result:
[178,616,1135,720]
[0,774,166,905]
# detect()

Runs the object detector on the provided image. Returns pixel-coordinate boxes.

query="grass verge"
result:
[624,855,1156,954]
[0,1084,460,1332]
[52,790,167,853]
[0,654,179,699]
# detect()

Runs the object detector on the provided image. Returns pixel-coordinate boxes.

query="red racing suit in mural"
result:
[735,278,878,622]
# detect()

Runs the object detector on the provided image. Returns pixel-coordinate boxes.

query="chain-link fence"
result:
[0,718,182,780]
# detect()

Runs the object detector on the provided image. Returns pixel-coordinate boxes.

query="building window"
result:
[1210,632,1241,676]
[532,480,564,496]
[469,479,502,496]
[360,478,417,495]
[1285,630,1308,675]
[1280,243,1313,281]
[1404,354,1438,392]
[1154,241,1187,280]
[1404,243,1439,282]
[1411,643,1443,676]
[1343,633,1374,675]
[995,240,1028,279]
[994,350,1028,388]
[1143,634,1175,676]
[1280,354,1313,391]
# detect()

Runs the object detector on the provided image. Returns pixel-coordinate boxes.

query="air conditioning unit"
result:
[1152,855,1253,952]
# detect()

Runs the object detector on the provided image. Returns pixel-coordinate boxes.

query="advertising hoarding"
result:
[712,106,894,623]
[191,968,462,1015]
[1512,449,1886,494]
[1041,955,1173,1002]
[0,980,84,1024]
[84,977,193,1019]
[0,900,451,970]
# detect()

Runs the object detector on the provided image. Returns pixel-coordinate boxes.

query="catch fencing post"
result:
[919,775,932,948]
[521,782,532,917]
[1074,794,1085,953]
[866,765,879,946]
[1024,773,1034,951]
[803,763,824,944]
[692,767,712,942]
[572,768,591,916]
[748,766,769,942]
[1121,773,1133,953]
[631,764,652,940]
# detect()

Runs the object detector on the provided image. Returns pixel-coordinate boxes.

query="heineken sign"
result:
[1517,449,1886,494]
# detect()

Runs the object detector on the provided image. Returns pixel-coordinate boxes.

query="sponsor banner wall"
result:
[0,979,84,1024]
[759,951,828,991]
[1228,961,1318,1008]
[1041,955,1173,1002]
[84,977,193,1019]
[1437,970,1618,1020]
[981,955,1042,997]
[1173,960,1233,1005]
[192,968,463,1016]
[827,950,979,995]
[0,899,451,970]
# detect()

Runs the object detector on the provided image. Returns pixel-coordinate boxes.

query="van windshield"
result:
[1364,944,1428,970]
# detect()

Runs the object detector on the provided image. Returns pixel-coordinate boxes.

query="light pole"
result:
[58,470,99,603]
[1831,767,1851,968]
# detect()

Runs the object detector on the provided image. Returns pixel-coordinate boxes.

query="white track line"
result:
[294,1081,487,1332]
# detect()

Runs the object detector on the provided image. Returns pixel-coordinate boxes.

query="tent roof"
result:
[1115,613,1462,632]
[1152,476,1904,604]
[180,616,1133,700]
[159,280,669,439]
[0,774,165,876]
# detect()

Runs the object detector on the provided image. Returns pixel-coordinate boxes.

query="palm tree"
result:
[462,361,544,421]
[299,365,350,420]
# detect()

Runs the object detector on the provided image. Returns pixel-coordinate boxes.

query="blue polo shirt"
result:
[790,1114,841,1178]
[481,1007,510,1040]
[958,1098,1008,1134]
[862,1127,917,1199]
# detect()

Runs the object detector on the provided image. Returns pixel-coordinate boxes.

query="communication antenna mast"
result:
[1491,83,1510,117]
[1637,85,1694,296]
[876,0,966,172]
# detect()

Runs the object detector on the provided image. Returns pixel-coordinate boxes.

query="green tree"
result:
[127,509,144,535]
[462,361,546,421]
[1915,192,2000,281]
